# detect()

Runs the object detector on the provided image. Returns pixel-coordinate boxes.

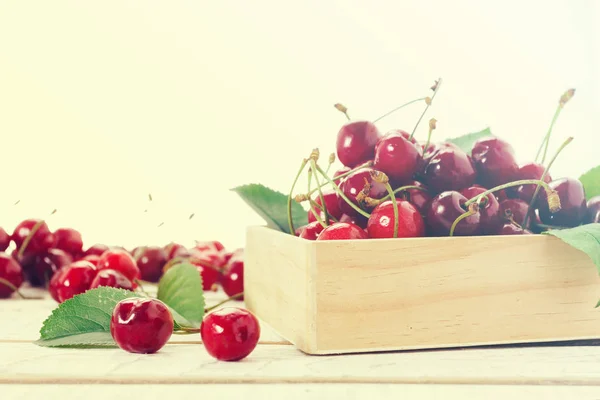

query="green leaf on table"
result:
[35,287,144,348]
[231,183,308,234]
[579,165,600,201]
[447,127,493,153]
[157,262,205,329]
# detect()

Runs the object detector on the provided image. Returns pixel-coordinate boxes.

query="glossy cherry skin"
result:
[97,249,140,281]
[367,200,425,238]
[48,260,98,303]
[299,221,326,240]
[586,196,600,224]
[426,191,481,236]
[53,228,83,256]
[22,248,73,287]
[190,258,221,292]
[164,242,190,260]
[316,222,369,240]
[338,168,387,216]
[221,256,244,299]
[509,162,552,203]
[498,223,532,235]
[398,180,431,216]
[89,269,134,290]
[333,166,352,182]
[499,199,530,227]
[0,227,10,251]
[110,298,173,354]
[189,249,227,271]
[336,120,382,168]
[373,132,422,184]
[339,213,369,229]
[200,307,260,361]
[471,137,518,188]
[308,190,343,224]
[536,177,587,227]
[0,252,24,298]
[79,254,101,267]
[133,246,167,283]
[422,148,476,194]
[83,243,109,257]
[11,219,55,255]
[459,186,502,234]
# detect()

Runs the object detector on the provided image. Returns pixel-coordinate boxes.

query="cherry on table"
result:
[316,222,369,240]
[83,243,110,257]
[373,131,422,185]
[89,269,134,291]
[97,249,140,282]
[190,258,221,292]
[48,260,97,303]
[586,196,600,223]
[110,297,173,354]
[422,148,476,194]
[536,177,587,227]
[338,168,387,216]
[79,254,101,267]
[0,228,10,252]
[133,246,168,283]
[336,120,382,168]
[471,137,518,188]
[53,228,83,257]
[220,256,244,299]
[0,252,24,299]
[200,307,260,361]
[426,191,481,236]
[164,242,191,260]
[194,240,225,253]
[307,190,343,224]
[460,186,502,235]
[22,248,73,287]
[367,200,425,239]
[509,162,552,203]
[11,219,55,255]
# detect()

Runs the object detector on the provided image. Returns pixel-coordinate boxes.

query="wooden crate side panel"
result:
[313,234,600,354]
[244,226,317,352]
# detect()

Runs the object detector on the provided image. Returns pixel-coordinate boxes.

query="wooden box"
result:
[244,225,600,355]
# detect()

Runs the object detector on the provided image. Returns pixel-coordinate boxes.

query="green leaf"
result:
[157,262,205,329]
[579,165,600,201]
[231,183,308,233]
[35,287,144,348]
[447,127,493,153]
[542,224,600,270]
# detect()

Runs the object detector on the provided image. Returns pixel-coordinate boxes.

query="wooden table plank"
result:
[3,384,600,399]
[2,342,600,385]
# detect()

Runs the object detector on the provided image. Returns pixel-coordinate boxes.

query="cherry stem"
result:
[308,199,339,223]
[17,209,57,259]
[449,203,479,237]
[535,89,575,164]
[464,179,559,211]
[376,185,426,205]
[384,183,399,238]
[409,77,442,140]
[311,159,330,226]
[306,170,327,228]
[205,292,244,313]
[306,161,372,197]
[287,158,309,234]
[0,278,42,300]
[372,97,426,123]
[523,136,574,227]
[334,103,350,120]
[422,118,437,156]
[314,164,371,218]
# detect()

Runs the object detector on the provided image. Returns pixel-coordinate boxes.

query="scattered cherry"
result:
[97,249,140,282]
[0,227,10,251]
[133,246,167,283]
[471,137,518,188]
[83,244,109,257]
[426,191,481,236]
[586,196,600,224]
[299,221,326,240]
[373,131,422,185]
[11,219,55,255]
[316,222,369,240]
[164,242,190,260]
[200,307,260,361]
[0,252,24,298]
[367,200,425,238]
[221,256,244,299]
[338,168,387,215]
[190,259,221,292]
[89,269,134,290]
[307,190,343,223]
[110,297,173,354]
[422,148,476,193]
[48,260,97,303]
[336,120,382,168]
[22,248,73,287]
[536,177,587,227]
[53,228,83,257]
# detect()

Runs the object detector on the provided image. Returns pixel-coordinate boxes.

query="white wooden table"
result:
[3,288,600,399]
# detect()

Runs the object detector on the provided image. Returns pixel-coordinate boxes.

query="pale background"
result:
[0,0,597,250]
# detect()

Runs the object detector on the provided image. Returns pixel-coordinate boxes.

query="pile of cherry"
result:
[0,219,244,302]
[294,122,599,241]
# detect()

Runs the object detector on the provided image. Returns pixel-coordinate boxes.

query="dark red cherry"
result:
[97,249,140,281]
[0,252,24,298]
[133,246,168,283]
[367,200,425,238]
[471,137,518,188]
[200,307,260,361]
[316,222,369,240]
[307,190,343,223]
[221,256,244,299]
[164,242,191,260]
[422,149,476,193]
[338,213,369,229]
[338,168,387,216]
[460,186,502,234]
[498,223,532,235]
[22,248,73,287]
[373,132,422,185]
[536,177,587,227]
[426,191,481,236]
[388,129,417,144]
[421,141,460,165]
[0,228,10,251]
[398,180,432,216]
[508,162,552,203]
[499,199,531,227]
[586,196,600,223]
[11,219,55,255]
[83,243,109,257]
[336,120,382,168]
[53,228,83,256]
[299,221,326,240]
[48,260,97,303]
[333,166,352,183]
[89,269,134,290]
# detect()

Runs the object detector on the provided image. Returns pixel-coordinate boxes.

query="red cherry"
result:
[339,213,369,229]
[190,258,221,292]
[389,129,417,144]
[0,252,24,298]
[333,166,352,183]
[336,120,382,168]
[338,168,387,216]
[22,248,73,287]
[316,222,369,240]
[221,257,244,299]
[97,249,140,281]
[200,307,260,361]
[426,191,481,236]
[164,242,191,260]
[133,246,167,283]
[536,177,587,227]
[189,249,227,271]
[110,298,173,354]
[299,221,326,240]
[0,228,10,252]
[79,254,101,267]
[367,200,425,238]
[508,162,552,203]
[373,132,422,185]
[471,137,518,188]
[194,241,225,253]
[422,148,476,193]
[48,260,97,303]
[89,269,134,290]
[53,228,83,256]
[459,186,502,234]
[586,196,600,224]
[498,223,532,235]
[83,244,109,257]
[398,180,432,216]
[499,199,531,227]
[294,225,307,237]
[308,190,343,224]
[11,219,55,255]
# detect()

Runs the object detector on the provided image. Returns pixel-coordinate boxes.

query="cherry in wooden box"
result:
[244,225,600,355]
